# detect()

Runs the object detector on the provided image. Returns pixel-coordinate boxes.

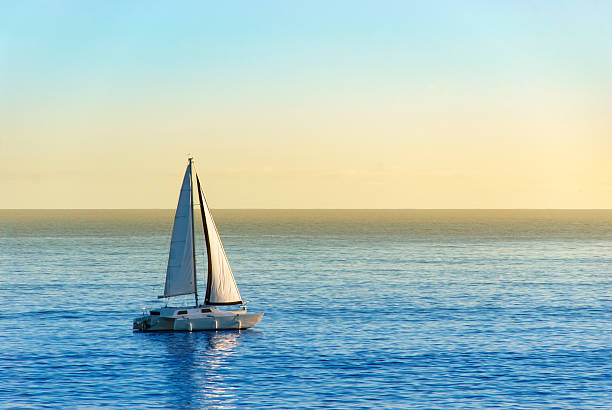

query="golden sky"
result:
[1,2,611,208]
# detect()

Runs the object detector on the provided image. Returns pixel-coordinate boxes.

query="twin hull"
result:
[133,307,263,332]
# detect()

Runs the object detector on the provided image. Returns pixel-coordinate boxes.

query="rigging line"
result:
[189,158,199,307]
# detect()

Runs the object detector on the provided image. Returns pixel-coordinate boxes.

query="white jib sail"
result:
[200,179,242,304]
[163,164,196,297]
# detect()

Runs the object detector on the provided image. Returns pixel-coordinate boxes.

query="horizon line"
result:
[2,208,612,211]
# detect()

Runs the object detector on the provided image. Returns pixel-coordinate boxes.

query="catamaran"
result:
[133,157,263,332]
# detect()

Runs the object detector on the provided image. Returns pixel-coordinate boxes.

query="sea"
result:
[0,210,610,409]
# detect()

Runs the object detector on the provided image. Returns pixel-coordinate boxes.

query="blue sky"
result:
[1,1,611,208]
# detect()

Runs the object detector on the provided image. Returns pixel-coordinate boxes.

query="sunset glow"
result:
[1,1,610,208]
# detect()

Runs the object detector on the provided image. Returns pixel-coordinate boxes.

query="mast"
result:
[195,174,213,305]
[189,158,198,306]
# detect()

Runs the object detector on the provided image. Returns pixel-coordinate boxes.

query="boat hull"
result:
[173,313,263,331]
[133,312,263,332]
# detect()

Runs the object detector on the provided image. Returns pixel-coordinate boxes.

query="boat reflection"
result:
[145,330,258,408]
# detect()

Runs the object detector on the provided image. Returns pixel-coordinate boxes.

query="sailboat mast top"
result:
[189,158,199,307]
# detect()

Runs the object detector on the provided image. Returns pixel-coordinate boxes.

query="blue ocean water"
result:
[0,210,610,409]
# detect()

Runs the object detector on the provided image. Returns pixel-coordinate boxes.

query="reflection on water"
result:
[145,331,253,408]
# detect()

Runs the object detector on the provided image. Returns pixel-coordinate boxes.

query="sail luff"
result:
[189,160,198,306]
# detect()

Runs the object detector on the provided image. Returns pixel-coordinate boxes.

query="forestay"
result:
[163,165,196,297]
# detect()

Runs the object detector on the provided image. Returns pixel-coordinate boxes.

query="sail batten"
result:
[163,164,196,298]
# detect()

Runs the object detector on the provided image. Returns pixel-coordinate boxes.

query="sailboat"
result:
[133,157,263,332]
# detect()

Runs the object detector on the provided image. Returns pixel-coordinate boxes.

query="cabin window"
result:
[201,308,211,313]
[177,310,188,315]
[150,311,160,316]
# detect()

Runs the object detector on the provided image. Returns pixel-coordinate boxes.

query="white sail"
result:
[196,175,242,305]
[163,164,196,298]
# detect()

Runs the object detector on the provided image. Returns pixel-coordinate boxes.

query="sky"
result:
[1,1,611,209]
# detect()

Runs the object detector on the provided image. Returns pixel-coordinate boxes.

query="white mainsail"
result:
[163,164,196,298]
[196,175,242,305]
